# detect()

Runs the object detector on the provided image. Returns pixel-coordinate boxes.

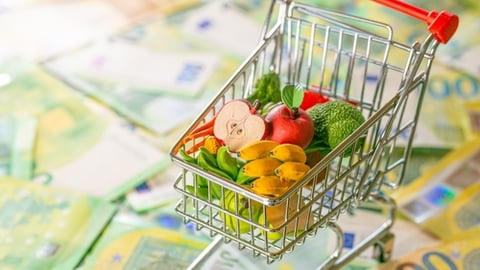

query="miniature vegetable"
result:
[300,90,329,110]
[306,100,365,154]
[247,72,282,108]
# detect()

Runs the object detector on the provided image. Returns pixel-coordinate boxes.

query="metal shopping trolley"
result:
[169,0,459,268]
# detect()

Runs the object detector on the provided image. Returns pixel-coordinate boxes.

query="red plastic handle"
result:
[372,0,459,44]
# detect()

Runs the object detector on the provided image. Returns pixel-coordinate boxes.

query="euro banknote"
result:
[463,100,480,138]
[77,204,211,270]
[0,176,117,270]
[392,136,480,239]
[377,228,480,270]
[125,161,183,212]
[0,57,169,200]
[0,114,37,180]
[43,2,264,137]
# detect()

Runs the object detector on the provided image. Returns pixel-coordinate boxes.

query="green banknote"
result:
[42,1,264,137]
[0,58,169,200]
[0,177,117,270]
[78,204,211,270]
[0,114,37,180]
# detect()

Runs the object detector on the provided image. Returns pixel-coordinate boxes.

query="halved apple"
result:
[213,99,268,152]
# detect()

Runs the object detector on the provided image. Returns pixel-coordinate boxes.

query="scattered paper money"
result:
[0,58,169,200]
[393,136,480,239]
[0,114,37,180]
[422,183,480,241]
[0,177,117,270]
[377,228,480,270]
[126,162,182,212]
[78,204,211,270]
[46,41,220,98]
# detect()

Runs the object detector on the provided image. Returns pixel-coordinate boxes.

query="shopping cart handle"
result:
[372,0,459,44]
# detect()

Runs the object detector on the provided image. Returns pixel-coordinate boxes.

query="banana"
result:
[251,175,290,197]
[221,190,262,233]
[216,146,239,179]
[237,140,280,161]
[269,143,307,163]
[241,157,282,178]
[274,161,311,182]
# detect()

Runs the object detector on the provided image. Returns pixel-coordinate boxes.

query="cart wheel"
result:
[373,232,395,263]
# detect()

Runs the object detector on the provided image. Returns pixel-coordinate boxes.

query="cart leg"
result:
[328,192,397,269]
[373,231,395,263]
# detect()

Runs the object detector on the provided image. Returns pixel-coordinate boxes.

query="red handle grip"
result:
[372,0,459,44]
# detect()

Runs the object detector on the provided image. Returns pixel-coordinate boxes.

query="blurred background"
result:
[0,0,478,269]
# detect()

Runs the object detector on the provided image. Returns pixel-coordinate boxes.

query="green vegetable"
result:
[306,100,365,155]
[247,72,282,109]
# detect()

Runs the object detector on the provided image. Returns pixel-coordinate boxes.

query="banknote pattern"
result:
[0,177,117,270]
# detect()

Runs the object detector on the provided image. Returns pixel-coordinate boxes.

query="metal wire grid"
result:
[171,1,438,263]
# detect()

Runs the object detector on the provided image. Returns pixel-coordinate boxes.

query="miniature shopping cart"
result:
[169,0,458,268]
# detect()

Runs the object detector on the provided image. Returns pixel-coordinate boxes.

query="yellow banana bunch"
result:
[274,161,311,182]
[238,141,312,198]
[237,140,280,161]
[269,143,307,163]
[241,157,282,178]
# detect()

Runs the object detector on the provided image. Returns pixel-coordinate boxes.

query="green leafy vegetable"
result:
[247,72,281,108]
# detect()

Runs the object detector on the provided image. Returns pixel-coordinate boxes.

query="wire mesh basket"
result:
[169,0,458,267]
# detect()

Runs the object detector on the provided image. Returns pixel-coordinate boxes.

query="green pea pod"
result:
[198,147,218,168]
[179,148,197,164]
[216,146,239,179]
[186,185,208,200]
[195,175,208,189]
[197,147,232,199]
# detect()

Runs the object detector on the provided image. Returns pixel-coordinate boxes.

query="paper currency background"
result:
[0,0,478,269]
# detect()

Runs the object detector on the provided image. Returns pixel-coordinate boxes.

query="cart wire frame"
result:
[169,0,458,267]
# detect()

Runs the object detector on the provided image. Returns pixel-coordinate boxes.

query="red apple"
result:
[265,105,314,148]
[213,99,268,152]
[264,85,314,149]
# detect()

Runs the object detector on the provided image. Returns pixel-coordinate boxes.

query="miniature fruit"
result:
[235,169,257,185]
[258,194,314,240]
[237,140,280,161]
[269,143,307,163]
[265,85,314,149]
[241,157,282,178]
[222,191,262,233]
[251,175,290,197]
[213,99,269,152]
[274,161,311,182]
